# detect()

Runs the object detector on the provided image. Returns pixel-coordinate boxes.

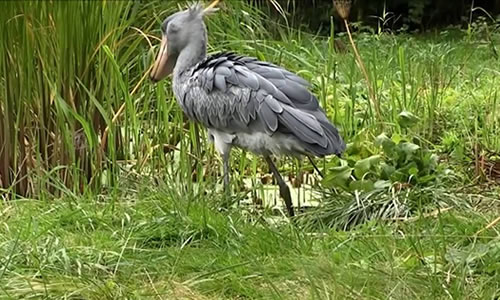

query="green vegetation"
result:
[1,182,499,299]
[1,0,499,298]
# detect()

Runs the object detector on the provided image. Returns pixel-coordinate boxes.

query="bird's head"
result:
[150,1,219,82]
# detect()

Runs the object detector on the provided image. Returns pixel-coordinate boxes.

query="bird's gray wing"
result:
[183,52,345,156]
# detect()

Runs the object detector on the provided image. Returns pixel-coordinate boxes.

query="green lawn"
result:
[1,181,499,299]
[1,1,500,299]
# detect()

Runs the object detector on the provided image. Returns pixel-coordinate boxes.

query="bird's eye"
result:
[168,23,180,33]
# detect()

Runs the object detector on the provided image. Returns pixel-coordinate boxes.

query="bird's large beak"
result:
[150,35,175,82]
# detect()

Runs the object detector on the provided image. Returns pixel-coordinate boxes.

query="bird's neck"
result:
[173,40,207,78]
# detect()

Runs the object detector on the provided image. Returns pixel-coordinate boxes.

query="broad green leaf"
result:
[408,167,419,176]
[375,133,396,155]
[391,133,402,144]
[349,179,375,192]
[374,180,392,189]
[354,155,381,179]
[375,133,390,147]
[345,142,357,155]
[397,110,420,128]
[380,163,396,179]
[322,166,353,190]
[399,162,418,174]
[400,142,420,154]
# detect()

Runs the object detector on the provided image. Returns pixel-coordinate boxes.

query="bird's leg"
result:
[265,156,295,217]
[307,155,325,178]
[222,152,230,193]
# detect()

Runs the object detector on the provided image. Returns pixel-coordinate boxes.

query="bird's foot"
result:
[278,182,294,217]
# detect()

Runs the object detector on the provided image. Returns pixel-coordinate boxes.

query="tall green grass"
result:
[1,1,142,196]
[0,1,280,199]
[1,1,500,298]
[1,0,499,202]
[1,180,499,298]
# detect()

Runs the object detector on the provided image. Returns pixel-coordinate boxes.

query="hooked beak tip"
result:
[149,68,161,82]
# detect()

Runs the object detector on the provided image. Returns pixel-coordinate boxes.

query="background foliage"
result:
[1,0,500,298]
[264,0,500,33]
[1,0,499,199]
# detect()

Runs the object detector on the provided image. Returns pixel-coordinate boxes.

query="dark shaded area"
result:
[255,0,500,34]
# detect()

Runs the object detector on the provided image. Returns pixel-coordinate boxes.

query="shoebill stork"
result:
[150,2,345,216]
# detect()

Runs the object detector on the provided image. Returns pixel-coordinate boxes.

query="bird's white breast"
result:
[208,129,304,157]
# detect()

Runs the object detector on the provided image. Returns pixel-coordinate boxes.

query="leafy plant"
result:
[322,133,439,192]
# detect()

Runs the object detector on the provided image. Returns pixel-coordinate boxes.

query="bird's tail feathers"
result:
[302,115,345,157]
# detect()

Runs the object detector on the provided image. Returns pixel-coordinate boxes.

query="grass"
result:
[1,0,499,196]
[1,0,500,298]
[1,180,500,299]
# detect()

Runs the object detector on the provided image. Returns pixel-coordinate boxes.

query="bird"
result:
[150,2,345,217]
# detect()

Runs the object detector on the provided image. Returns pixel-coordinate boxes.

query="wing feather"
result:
[214,73,227,91]
[259,102,278,133]
[178,52,345,156]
